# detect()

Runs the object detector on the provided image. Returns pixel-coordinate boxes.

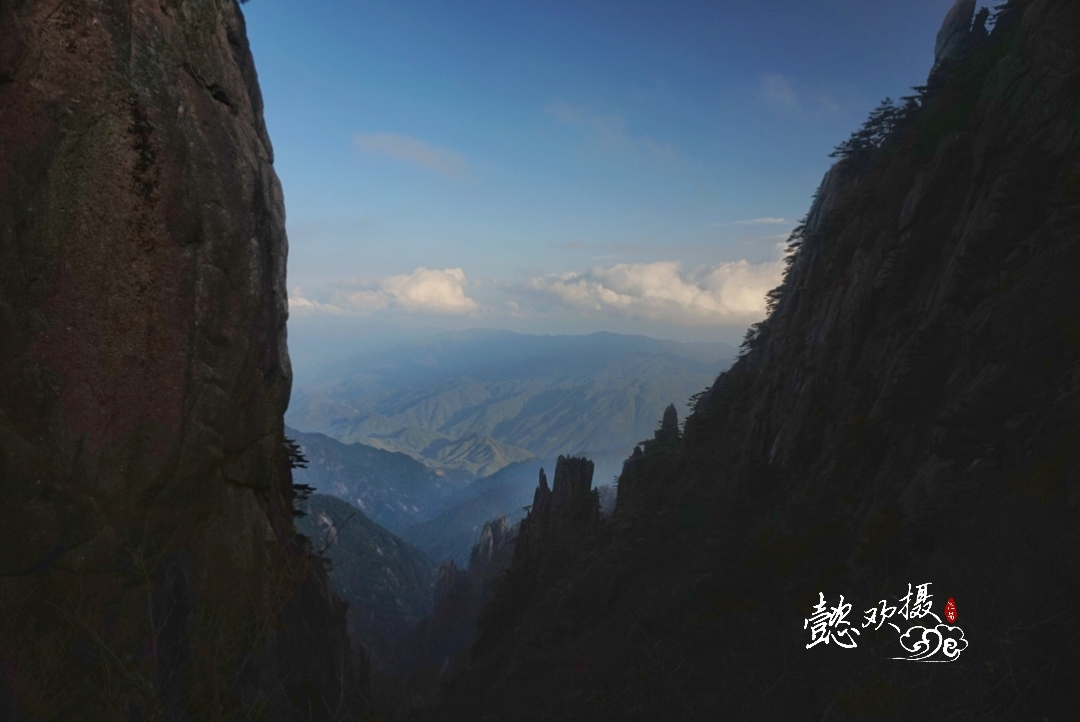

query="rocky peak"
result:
[931,0,993,76]
[530,466,552,516]
[549,455,595,513]
[434,558,460,608]
[399,516,518,679]
[514,456,599,565]
[469,515,513,570]
[935,0,976,62]
[654,403,680,443]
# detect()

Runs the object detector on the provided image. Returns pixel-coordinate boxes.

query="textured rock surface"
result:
[387,516,517,717]
[0,1,362,719]
[432,1,1080,719]
[934,0,976,67]
[403,516,516,675]
[513,457,599,565]
[466,457,600,666]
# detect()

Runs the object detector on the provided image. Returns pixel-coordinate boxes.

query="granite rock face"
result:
[0,1,361,719]
[396,516,516,691]
[513,456,599,563]
[934,0,976,67]
[464,457,600,665]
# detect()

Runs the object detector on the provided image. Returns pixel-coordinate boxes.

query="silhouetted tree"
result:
[739,320,769,356]
[829,96,921,162]
[284,435,315,517]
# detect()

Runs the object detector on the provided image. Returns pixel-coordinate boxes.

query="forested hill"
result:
[427,1,1080,719]
[287,330,735,474]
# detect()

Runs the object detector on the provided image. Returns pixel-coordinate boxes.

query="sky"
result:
[241,0,991,360]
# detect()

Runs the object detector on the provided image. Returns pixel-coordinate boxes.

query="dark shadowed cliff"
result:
[390,515,517,717]
[426,1,1080,719]
[0,1,363,719]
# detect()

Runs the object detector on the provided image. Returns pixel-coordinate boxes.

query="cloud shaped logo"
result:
[892,624,968,662]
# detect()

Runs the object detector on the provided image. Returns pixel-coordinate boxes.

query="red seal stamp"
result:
[944,597,957,624]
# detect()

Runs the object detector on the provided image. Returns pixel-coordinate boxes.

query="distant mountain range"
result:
[289,424,616,566]
[297,494,437,620]
[286,427,471,534]
[400,459,617,567]
[287,329,735,476]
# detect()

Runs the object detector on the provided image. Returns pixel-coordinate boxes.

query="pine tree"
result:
[284,436,315,517]
[829,94,924,163]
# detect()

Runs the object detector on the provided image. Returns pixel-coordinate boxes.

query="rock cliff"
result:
[383,516,516,717]
[0,1,362,719]
[403,516,516,675]
[470,457,601,662]
[433,1,1080,718]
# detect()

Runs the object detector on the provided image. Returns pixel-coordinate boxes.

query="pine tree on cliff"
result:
[829,96,921,163]
[284,435,316,517]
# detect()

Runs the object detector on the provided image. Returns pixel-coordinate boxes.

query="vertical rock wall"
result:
[0,1,360,719]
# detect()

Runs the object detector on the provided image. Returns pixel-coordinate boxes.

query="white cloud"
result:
[524,257,784,325]
[806,90,842,115]
[760,73,798,109]
[758,74,841,116]
[288,287,347,316]
[546,101,682,160]
[353,132,470,179]
[718,217,790,226]
[292,268,480,316]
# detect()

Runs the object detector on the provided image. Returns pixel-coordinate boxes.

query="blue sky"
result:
[242,0,988,354]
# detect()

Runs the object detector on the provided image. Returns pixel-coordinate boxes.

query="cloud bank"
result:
[290,255,784,329]
[353,132,470,178]
[290,267,480,316]
[525,257,784,325]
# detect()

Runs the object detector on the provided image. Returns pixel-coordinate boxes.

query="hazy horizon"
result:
[287,324,739,384]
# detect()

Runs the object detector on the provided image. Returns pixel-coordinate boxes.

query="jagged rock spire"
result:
[469,516,513,569]
[513,456,599,566]
[531,467,552,517]
[434,559,460,607]
[654,403,679,443]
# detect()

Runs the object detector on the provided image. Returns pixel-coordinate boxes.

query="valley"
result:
[3,0,1075,720]
[287,330,734,476]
